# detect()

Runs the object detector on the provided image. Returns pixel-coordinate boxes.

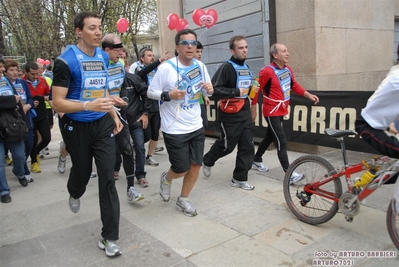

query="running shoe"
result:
[155,146,164,153]
[290,171,305,185]
[98,237,122,257]
[25,174,34,183]
[159,172,171,202]
[1,194,11,203]
[31,162,41,173]
[58,156,66,173]
[176,197,197,217]
[5,155,12,166]
[252,161,269,172]
[69,196,80,213]
[230,178,255,190]
[202,164,211,177]
[127,186,144,202]
[145,156,159,166]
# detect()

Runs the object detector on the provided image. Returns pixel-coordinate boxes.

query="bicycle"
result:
[283,128,399,250]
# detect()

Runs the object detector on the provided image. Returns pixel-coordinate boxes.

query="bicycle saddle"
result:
[324,128,358,138]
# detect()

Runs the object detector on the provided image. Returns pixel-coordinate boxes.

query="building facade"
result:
[157,0,399,152]
[158,0,399,92]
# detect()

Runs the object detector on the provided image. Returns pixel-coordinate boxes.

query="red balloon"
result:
[116,18,129,33]
[36,58,42,63]
[204,8,218,28]
[167,13,180,30]
[38,59,45,65]
[175,19,189,32]
[44,60,50,65]
[192,8,205,26]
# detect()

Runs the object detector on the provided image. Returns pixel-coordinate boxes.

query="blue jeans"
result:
[0,140,26,196]
[24,129,34,175]
[130,126,146,179]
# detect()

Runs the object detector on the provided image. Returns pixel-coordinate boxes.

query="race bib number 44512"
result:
[85,78,106,88]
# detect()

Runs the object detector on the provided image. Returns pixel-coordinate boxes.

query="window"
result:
[138,44,153,51]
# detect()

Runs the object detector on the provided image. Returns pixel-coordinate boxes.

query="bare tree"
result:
[0,0,157,61]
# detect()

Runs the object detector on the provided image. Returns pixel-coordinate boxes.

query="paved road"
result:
[1,127,398,267]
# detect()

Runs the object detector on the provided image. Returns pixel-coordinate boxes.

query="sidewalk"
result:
[1,127,398,267]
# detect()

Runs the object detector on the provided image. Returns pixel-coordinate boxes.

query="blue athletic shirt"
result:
[166,58,204,105]
[227,60,253,98]
[136,62,157,85]
[108,60,125,96]
[57,45,109,122]
[0,76,14,96]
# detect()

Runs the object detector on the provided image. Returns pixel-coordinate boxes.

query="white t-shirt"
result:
[362,75,399,130]
[129,61,139,74]
[148,57,211,134]
[368,65,399,103]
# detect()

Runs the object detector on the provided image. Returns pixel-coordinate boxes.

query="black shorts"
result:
[163,128,205,173]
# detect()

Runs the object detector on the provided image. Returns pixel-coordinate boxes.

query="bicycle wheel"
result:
[283,155,342,225]
[386,199,399,250]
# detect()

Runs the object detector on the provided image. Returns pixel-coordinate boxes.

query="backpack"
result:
[0,78,28,143]
[0,107,28,143]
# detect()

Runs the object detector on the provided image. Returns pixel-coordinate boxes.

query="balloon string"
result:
[197,26,206,41]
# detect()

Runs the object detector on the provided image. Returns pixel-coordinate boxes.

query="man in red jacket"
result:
[22,62,51,173]
[252,43,319,184]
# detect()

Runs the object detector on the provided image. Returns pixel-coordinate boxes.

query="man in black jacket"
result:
[134,48,169,169]
[120,71,152,188]
[102,33,144,201]
[202,35,257,190]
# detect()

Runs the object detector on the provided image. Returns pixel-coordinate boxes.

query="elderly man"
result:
[252,43,319,185]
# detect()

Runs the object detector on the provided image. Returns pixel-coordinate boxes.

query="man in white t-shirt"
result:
[147,29,213,217]
[355,46,399,214]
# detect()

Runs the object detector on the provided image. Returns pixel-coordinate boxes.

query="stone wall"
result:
[275,0,395,92]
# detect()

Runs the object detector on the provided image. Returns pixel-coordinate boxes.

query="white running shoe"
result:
[58,156,66,173]
[230,178,255,190]
[176,197,197,217]
[127,186,144,202]
[290,171,305,185]
[159,172,171,202]
[98,237,122,257]
[202,164,211,177]
[252,161,269,172]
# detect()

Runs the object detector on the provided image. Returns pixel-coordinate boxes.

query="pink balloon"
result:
[36,58,41,63]
[192,8,205,26]
[44,60,50,65]
[38,59,45,65]
[166,13,180,30]
[175,19,189,32]
[204,8,218,28]
[116,18,129,33]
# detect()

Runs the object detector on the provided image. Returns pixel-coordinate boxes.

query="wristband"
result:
[161,91,171,102]
[83,101,89,111]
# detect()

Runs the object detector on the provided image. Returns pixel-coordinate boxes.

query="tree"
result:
[0,18,6,55]
[0,0,157,61]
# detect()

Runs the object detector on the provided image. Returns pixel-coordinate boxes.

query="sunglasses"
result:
[178,40,198,46]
